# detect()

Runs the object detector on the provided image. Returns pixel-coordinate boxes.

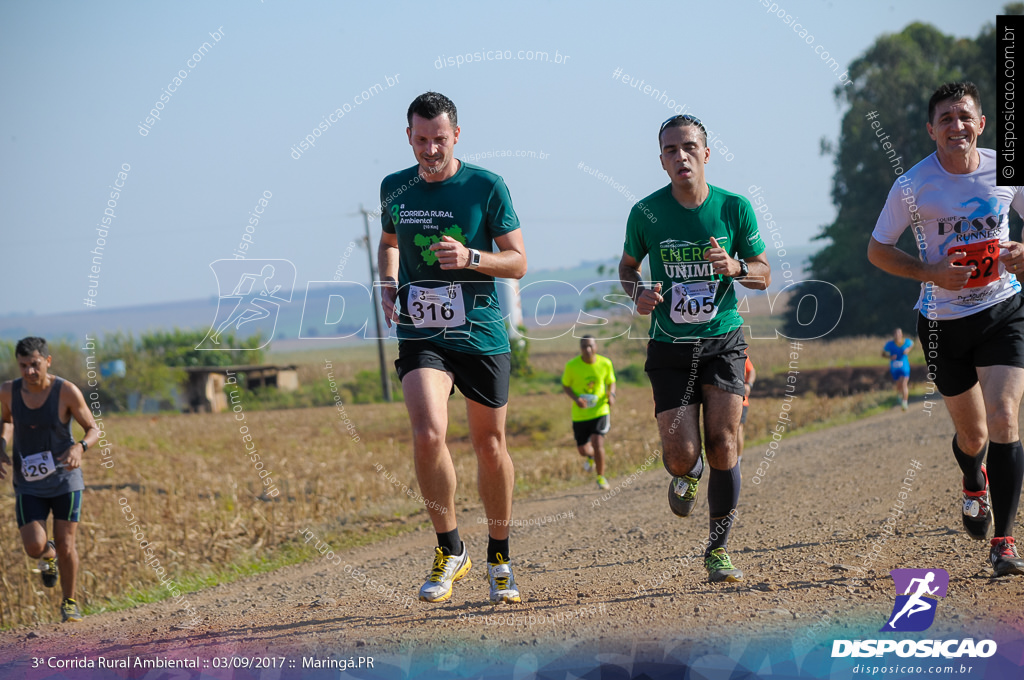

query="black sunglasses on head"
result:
[659,114,706,136]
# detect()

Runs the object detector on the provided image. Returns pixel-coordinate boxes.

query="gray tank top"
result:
[11,376,84,496]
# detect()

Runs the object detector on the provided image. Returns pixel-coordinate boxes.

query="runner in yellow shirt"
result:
[561,336,616,490]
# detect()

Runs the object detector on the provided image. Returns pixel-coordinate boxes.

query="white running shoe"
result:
[487,553,521,604]
[419,543,471,603]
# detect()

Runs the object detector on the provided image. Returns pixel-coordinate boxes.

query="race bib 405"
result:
[670,281,719,324]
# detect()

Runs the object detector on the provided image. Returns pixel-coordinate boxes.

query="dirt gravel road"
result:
[3,399,1024,678]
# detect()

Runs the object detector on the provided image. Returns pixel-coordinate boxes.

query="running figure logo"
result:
[880,568,949,632]
[200,259,296,350]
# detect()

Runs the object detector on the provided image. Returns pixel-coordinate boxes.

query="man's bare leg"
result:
[466,397,521,603]
[54,519,79,602]
[701,385,744,580]
[977,366,1024,545]
[466,399,513,542]
[405,368,458,533]
[591,433,606,476]
[403,367,471,603]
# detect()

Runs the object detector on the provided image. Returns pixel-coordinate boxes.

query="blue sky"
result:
[0,0,1000,316]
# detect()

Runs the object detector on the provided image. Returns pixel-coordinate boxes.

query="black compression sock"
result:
[706,464,740,553]
[987,441,1024,538]
[688,453,705,479]
[487,536,510,563]
[437,529,462,556]
[953,434,986,492]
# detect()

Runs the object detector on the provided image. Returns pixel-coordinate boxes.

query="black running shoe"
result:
[38,540,58,588]
[668,475,699,517]
[990,537,1024,577]
[962,465,991,540]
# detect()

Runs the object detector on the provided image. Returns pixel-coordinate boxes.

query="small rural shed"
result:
[183,364,299,412]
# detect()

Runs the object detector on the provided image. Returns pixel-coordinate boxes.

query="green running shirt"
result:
[381,162,521,354]
[623,183,765,341]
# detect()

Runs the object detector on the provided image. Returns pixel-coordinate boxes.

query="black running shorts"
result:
[645,329,748,415]
[740,405,749,425]
[917,293,1024,397]
[572,415,610,446]
[16,491,82,527]
[395,340,511,408]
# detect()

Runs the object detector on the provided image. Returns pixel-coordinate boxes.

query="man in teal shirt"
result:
[619,114,770,583]
[378,92,527,605]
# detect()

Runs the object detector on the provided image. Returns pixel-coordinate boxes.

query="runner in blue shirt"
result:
[882,328,913,411]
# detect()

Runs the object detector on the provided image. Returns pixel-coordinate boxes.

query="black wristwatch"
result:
[736,260,749,278]
[79,439,89,452]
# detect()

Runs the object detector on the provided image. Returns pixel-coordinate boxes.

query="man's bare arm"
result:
[618,252,663,315]
[59,381,99,471]
[430,230,528,279]
[867,236,973,290]
[378,232,400,327]
[0,383,12,479]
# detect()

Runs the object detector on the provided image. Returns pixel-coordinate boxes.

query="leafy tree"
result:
[140,328,264,367]
[96,331,183,411]
[509,325,533,378]
[784,9,1021,338]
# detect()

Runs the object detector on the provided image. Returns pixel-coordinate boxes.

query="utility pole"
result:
[359,205,393,403]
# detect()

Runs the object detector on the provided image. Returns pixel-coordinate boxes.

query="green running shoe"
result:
[704,547,743,583]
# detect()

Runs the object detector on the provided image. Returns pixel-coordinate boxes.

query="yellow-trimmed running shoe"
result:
[596,475,610,490]
[61,598,82,623]
[39,540,58,588]
[487,553,521,604]
[419,544,471,603]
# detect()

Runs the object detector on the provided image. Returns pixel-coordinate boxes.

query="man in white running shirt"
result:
[868,81,1024,577]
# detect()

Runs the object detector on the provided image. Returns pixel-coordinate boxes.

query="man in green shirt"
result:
[561,335,617,490]
[618,114,770,583]
[378,92,528,605]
